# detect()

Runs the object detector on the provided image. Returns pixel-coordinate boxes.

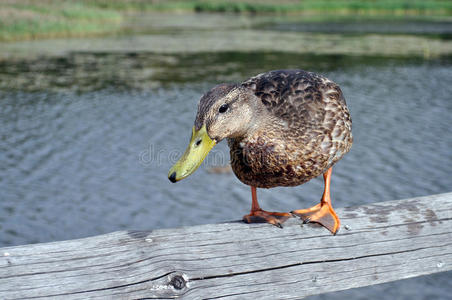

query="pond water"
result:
[263,19,452,38]
[1,16,452,300]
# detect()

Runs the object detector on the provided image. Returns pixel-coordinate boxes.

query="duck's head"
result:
[168,83,256,183]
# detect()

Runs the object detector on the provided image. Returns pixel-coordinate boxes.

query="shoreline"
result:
[2,28,452,61]
[1,1,452,42]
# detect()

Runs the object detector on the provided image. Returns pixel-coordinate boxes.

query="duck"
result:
[168,69,352,234]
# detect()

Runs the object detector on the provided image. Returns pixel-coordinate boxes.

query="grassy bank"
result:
[0,1,122,41]
[1,0,452,42]
[84,0,452,15]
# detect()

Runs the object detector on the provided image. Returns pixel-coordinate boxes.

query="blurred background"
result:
[1,0,451,299]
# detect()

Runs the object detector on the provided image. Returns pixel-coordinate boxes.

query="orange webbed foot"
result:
[292,203,340,235]
[243,210,293,228]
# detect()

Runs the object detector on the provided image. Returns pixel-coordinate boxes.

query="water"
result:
[264,19,452,39]
[1,19,452,299]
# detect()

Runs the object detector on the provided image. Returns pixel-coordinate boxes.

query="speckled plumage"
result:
[197,69,353,189]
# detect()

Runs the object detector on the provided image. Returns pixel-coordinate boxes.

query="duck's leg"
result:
[242,186,292,228]
[292,167,340,234]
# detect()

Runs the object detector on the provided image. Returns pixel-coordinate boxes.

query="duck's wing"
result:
[241,69,348,128]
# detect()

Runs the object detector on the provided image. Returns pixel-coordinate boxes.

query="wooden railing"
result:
[1,193,451,299]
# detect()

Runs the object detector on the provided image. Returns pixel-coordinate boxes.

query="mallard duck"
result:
[168,69,352,234]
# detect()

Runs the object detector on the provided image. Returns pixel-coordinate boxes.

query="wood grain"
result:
[1,193,451,299]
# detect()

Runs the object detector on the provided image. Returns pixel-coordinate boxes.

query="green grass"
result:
[84,0,452,15]
[194,1,452,15]
[0,1,122,41]
[1,0,452,42]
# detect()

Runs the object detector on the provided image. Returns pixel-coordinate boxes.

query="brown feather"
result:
[229,69,353,188]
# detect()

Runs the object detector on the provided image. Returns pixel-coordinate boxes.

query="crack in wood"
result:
[23,271,175,299]
[189,244,450,282]
[0,263,108,280]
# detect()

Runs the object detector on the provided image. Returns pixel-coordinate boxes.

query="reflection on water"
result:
[263,20,452,39]
[0,52,451,299]
[1,52,452,92]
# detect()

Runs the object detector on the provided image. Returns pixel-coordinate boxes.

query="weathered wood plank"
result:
[0,193,451,299]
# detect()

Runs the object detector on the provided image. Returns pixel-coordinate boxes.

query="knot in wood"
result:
[170,275,186,290]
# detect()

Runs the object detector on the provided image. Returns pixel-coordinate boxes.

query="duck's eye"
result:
[218,103,229,113]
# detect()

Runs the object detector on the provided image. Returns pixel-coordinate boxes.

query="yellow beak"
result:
[168,125,216,182]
